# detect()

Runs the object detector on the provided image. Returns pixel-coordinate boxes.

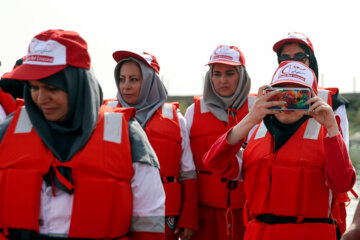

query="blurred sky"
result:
[1,0,360,98]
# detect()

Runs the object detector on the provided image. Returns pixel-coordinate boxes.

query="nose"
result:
[36,88,50,104]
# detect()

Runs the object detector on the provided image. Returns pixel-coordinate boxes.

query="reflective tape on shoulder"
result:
[14,107,33,133]
[107,100,119,107]
[317,89,329,103]
[162,103,174,119]
[303,118,321,140]
[254,121,267,140]
[104,112,123,144]
[200,98,210,114]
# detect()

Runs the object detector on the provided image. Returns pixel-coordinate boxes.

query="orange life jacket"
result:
[104,99,183,215]
[190,96,253,209]
[0,105,135,239]
[242,119,338,240]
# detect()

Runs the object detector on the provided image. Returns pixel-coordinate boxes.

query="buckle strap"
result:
[256,214,341,240]
[256,213,336,225]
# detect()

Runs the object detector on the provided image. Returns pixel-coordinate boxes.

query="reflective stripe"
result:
[248,95,256,111]
[200,98,210,114]
[179,170,197,181]
[303,118,321,140]
[130,215,165,233]
[107,100,119,107]
[161,103,173,119]
[317,89,329,103]
[103,112,123,144]
[14,107,32,133]
[254,121,267,140]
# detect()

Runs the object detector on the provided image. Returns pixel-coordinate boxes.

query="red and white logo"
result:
[272,61,316,90]
[24,38,66,66]
[210,46,240,63]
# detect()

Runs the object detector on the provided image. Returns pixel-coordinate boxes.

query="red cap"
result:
[273,32,314,53]
[2,29,90,81]
[113,51,160,74]
[271,61,318,94]
[207,45,245,66]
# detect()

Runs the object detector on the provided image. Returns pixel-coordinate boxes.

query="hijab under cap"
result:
[203,64,251,122]
[114,57,167,127]
[24,66,103,193]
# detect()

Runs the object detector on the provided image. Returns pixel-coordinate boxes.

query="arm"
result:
[203,86,284,179]
[175,111,197,239]
[334,104,349,152]
[128,119,165,240]
[323,133,355,193]
[307,92,355,193]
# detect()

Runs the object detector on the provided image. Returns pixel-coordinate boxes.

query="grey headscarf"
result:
[24,66,103,193]
[114,57,167,127]
[203,65,251,122]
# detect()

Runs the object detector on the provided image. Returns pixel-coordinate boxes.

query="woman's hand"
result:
[307,89,339,137]
[174,227,195,240]
[227,85,284,145]
[246,85,286,125]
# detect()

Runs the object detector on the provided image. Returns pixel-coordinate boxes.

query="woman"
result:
[0,29,165,240]
[184,45,252,240]
[104,50,198,240]
[202,61,356,240]
[273,32,352,233]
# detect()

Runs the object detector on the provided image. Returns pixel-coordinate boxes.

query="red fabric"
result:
[324,133,356,193]
[191,205,245,240]
[0,233,7,240]
[202,128,243,180]
[0,89,16,115]
[176,179,198,230]
[129,232,165,240]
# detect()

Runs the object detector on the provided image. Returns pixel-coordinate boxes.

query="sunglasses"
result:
[278,52,309,64]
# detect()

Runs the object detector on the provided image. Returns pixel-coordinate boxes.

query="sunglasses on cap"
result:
[278,52,309,64]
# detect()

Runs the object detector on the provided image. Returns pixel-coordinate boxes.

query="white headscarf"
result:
[203,65,251,122]
[114,57,167,127]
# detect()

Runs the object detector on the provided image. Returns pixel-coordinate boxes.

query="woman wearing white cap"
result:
[202,61,355,240]
[273,32,352,234]
[184,45,252,240]
[104,50,198,240]
[0,29,165,240]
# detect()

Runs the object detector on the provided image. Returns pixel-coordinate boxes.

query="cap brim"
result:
[273,39,309,53]
[271,80,311,89]
[1,64,66,81]
[113,51,148,65]
[207,60,243,66]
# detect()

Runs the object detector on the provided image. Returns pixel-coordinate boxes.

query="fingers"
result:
[257,85,271,96]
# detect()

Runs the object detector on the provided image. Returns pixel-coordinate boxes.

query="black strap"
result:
[256,214,341,240]
[4,228,123,240]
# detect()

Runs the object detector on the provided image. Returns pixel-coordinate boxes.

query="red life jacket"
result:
[104,100,183,215]
[0,105,135,239]
[190,96,253,209]
[242,119,338,240]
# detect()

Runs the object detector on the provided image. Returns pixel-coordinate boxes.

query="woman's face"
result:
[29,80,69,122]
[118,61,143,105]
[211,63,239,97]
[280,43,310,66]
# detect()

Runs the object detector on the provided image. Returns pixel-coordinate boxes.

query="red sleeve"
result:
[129,232,164,240]
[176,178,198,230]
[324,133,356,193]
[202,128,244,180]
